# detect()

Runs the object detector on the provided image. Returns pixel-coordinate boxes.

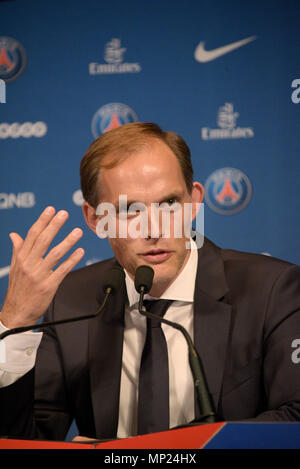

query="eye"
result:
[167,198,175,206]
[124,202,146,217]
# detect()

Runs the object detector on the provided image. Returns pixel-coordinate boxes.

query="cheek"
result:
[109,238,126,259]
[109,238,137,271]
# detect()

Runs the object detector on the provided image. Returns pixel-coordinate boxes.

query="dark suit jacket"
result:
[1,238,300,440]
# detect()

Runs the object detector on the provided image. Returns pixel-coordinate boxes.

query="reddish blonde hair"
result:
[80,122,194,207]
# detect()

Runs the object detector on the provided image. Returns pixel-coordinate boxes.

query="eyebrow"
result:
[156,191,185,205]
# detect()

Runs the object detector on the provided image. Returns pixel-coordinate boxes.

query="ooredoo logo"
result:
[0,37,26,82]
[0,122,47,139]
[204,167,252,215]
[91,103,138,138]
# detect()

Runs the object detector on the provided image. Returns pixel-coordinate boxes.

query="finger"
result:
[50,248,85,284]
[9,232,24,252]
[72,436,99,442]
[26,209,70,262]
[20,206,56,258]
[9,232,24,265]
[43,228,83,270]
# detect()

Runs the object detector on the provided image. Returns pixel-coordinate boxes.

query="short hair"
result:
[80,122,194,207]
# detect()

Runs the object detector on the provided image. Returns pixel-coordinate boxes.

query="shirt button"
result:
[26,347,34,356]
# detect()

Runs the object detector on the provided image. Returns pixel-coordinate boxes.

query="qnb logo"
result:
[0,121,47,139]
[291,79,300,104]
[0,79,5,103]
[0,192,35,209]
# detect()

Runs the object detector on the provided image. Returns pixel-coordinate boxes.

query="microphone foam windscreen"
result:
[103,266,125,292]
[134,265,154,293]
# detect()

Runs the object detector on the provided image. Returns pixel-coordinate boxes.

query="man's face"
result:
[93,140,203,296]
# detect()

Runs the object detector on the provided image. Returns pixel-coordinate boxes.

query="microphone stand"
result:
[0,288,112,341]
[0,265,125,341]
[138,286,217,425]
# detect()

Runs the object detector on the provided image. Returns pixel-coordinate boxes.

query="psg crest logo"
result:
[91,103,138,138]
[204,167,252,215]
[0,37,26,82]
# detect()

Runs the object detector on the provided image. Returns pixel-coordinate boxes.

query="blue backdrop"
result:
[0,0,299,439]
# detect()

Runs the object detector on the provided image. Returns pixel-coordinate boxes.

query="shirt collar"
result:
[125,239,198,306]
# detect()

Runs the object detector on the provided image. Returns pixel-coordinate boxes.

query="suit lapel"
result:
[193,239,232,417]
[88,274,127,439]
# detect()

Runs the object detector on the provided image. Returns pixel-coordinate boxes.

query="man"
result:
[0,122,300,441]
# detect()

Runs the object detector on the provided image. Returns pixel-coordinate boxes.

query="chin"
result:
[151,262,178,286]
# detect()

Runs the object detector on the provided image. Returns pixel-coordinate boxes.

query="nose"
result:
[146,204,162,239]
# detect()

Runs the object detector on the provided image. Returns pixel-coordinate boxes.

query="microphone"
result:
[134,264,217,425]
[0,265,125,341]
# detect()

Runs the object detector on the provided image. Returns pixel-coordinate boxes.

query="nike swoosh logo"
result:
[194,36,257,63]
[0,266,10,279]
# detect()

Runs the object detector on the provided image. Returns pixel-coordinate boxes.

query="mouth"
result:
[139,249,173,264]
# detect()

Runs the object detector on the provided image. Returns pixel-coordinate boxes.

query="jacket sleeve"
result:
[253,264,300,421]
[0,299,73,440]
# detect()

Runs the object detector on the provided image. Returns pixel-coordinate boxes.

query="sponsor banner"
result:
[0,0,299,311]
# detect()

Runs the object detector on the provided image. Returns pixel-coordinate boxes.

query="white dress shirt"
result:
[0,240,198,438]
[117,242,198,437]
[0,326,42,387]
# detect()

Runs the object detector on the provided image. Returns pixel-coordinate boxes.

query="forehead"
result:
[98,140,187,202]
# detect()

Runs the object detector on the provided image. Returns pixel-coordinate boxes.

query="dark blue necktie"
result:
[137,299,173,435]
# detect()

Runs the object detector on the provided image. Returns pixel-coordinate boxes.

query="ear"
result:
[82,201,98,235]
[191,182,205,221]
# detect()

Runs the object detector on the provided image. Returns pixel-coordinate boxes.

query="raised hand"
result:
[0,207,85,329]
